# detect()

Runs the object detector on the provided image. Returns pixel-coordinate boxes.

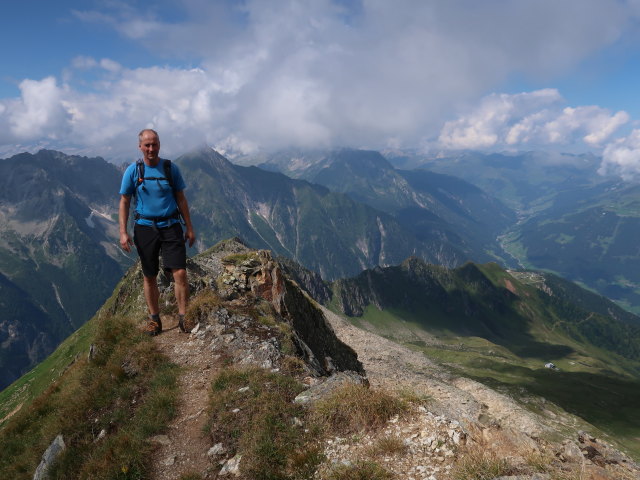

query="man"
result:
[119,129,196,335]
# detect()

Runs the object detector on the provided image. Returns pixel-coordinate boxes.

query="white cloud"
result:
[62,65,226,155]
[71,2,164,39]
[600,130,640,180]
[439,89,560,149]
[8,77,71,140]
[71,56,122,73]
[1,0,640,159]
[551,107,629,146]
[100,58,122,73]
[438,89,629,150]
[71,56,99,69]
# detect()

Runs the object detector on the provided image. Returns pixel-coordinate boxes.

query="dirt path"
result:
[148,316,219,480]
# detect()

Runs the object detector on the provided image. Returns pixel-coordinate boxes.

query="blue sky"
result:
[2,0,640,178]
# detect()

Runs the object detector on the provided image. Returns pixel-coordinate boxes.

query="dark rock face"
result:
[212,242,364,376]
[277,273,363,375]
[276,256,332,305]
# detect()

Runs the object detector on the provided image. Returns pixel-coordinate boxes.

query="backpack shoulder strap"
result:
[163,159,174,190]
[134,159,145,195]
[162,159,183,223]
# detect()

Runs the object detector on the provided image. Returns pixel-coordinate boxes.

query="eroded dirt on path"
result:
[148,316,219,480]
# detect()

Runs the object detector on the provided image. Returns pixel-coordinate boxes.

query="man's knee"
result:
[172,268,187,285]
[143,275,158,287]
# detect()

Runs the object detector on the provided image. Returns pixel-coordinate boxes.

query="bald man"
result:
[119,129,196,335]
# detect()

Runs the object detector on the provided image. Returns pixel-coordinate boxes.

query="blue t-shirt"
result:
[120,159,186,228]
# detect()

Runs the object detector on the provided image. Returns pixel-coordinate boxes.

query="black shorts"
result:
[133,223,186,277]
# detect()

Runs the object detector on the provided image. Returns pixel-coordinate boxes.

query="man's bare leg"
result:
[143,275,160,315]
[142,275,162,335]
[172,268,189,315]
[172,268,189,332]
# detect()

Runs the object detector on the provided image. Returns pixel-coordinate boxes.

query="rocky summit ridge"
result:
[1,238,639,480]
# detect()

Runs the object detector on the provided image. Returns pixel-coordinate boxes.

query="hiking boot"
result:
[144,316,162,336]
[178,314,188,333]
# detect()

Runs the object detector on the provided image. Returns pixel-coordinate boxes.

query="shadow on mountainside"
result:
[468,360,640,454]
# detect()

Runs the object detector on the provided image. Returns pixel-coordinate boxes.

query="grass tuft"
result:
[310,384,409,435]
[280,355,308,376]
[179,474,205,480]
[322,460,395,480]
[186,289,222,325]
[449,445,512,480]
[365,435,408,457]
[524,449,555,473]
[221,252,254,265]
[207,366,323,480]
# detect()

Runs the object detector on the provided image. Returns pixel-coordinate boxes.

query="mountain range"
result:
[258,148,640,315]
[411,151,640,314]
[505,181,640,311]
[0,150,125,387]
[0,147,498,388]
[177,147,466,279]
[2,145,640,394]
[255,148,515,265]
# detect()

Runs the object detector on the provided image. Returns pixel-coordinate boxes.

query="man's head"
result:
[138,129,160,165]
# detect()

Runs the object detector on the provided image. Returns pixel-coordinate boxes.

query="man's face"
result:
[139,132,160,164]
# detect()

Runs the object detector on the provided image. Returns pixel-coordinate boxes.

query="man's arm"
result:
[119,194,134,252]
[175,190,196,247]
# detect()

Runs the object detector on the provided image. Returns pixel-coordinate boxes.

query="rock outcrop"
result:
[113,237,363,378]
[33,434,65,480]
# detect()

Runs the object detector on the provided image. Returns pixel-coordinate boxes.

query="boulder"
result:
[33,434,65,480]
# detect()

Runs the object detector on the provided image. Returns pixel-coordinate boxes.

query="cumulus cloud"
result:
[8,77,71,140]
[1,0,640,159]
[599,130,640,180]
[438,89,629,150]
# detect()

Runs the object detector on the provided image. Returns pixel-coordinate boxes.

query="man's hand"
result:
[120,232,134,252]
[119,195,133,252]
[184,227,196,248]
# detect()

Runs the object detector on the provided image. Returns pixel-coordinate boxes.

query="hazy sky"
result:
[2,0,640,177]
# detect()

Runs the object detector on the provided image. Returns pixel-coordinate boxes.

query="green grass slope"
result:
[0,266,178,480]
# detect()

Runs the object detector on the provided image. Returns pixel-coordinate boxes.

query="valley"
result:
[383,150,640,314]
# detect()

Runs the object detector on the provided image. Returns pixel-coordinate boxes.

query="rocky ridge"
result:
[123,238,640,479]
